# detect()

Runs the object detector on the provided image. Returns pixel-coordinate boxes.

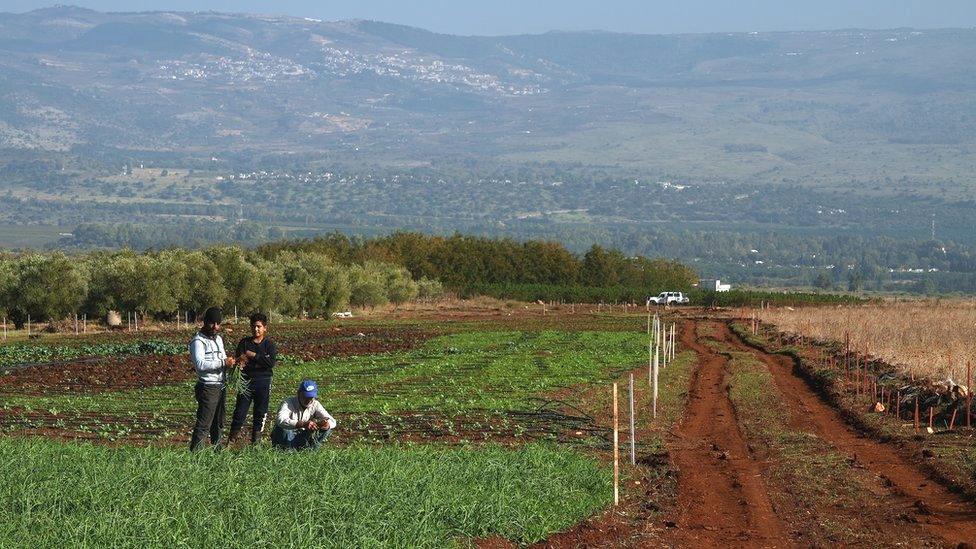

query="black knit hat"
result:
[203,307,222,325]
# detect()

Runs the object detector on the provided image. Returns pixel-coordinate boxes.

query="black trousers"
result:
[230,376,272,443]
[190,382,226,452]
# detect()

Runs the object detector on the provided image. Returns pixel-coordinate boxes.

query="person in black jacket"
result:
[227,312,277,445]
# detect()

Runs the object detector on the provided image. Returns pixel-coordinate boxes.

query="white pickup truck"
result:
[647,292,690,306]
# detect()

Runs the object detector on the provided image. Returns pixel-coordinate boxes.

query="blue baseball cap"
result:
[298,379,318,398]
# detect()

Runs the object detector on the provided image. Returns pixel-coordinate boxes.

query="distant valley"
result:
[2,6,976,293]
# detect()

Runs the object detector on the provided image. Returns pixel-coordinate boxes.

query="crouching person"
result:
[271,379,337,451]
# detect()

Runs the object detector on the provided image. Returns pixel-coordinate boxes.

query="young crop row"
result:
[0,438,610,547]
[0,329,648,443]
[0,340,185,367]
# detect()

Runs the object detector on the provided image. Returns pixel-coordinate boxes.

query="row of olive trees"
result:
[0,247,443,326]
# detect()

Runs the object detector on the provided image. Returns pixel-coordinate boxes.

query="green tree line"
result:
[257,232,697,292]
[0,247,437,326]
[0,232,697,325]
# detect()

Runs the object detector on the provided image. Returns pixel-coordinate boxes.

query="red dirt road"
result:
[666,321,790,547]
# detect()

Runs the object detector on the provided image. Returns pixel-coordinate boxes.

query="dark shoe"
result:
[227,429,242,444]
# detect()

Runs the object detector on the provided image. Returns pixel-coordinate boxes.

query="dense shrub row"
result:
[258,232,698,291]
[0,247,440,325]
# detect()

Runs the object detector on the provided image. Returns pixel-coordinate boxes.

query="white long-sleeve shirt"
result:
[274,396,337,431]
[189,331,227,385]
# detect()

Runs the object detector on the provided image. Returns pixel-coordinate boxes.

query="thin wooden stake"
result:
[844,331,850,375]
[653,336,660,418]
[662,324,668,369]
[949,406,958,430]
[929,406,934,431]
[914,397,920,433]
[672,324,676,360]
[654,321,667,368]
[968,361,972,429]
[83,314,86,334]
[629,374,636,466]
[613,383,619,506]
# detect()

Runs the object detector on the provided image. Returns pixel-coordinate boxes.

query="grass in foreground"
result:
[0,438,610,548]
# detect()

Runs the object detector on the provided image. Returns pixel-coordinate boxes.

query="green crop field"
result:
[1,329,647,443]
[0,313,687,547]
[0,439,609,548]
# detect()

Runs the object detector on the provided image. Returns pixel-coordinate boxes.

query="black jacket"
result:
[236,337,277,381]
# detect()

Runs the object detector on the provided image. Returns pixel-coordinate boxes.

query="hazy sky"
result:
[7,1,976,35]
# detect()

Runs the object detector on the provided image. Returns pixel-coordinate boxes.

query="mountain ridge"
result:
[0,6,974,191]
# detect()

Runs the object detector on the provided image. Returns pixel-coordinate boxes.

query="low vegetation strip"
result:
[0,439,610,548]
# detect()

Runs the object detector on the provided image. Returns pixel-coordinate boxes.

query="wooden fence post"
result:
[914,397,920,433]
[648,333,653,388]
[629,374,636,466]
[658,318,664,370]
[968,361,972,429]
[671,324,676,360]
[653,339,660,419]
[613,383,619,506]
[661,323,668,370]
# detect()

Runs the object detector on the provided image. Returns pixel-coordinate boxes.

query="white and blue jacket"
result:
[189,331,227,385]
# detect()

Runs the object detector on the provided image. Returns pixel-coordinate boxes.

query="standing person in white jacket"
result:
[189,307,236,452]
[271,379,337,451]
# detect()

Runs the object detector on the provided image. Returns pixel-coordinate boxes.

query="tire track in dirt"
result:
[723,321,976,547]
[665,320,791,547]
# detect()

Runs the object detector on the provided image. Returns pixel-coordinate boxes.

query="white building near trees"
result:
[699,279,732,292]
